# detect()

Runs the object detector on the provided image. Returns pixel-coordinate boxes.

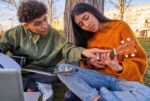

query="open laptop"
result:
[0,69,25,101]
[0,53,41,101]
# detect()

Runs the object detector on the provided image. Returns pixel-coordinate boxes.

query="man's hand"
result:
[81,48,109,61]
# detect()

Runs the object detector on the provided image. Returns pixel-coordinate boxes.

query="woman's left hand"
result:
[99,51,123,72]
[86,59,106,69]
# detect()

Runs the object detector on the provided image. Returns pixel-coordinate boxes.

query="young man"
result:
[0,1,102,101]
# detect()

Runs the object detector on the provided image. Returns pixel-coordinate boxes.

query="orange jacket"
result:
[81,21,148,83]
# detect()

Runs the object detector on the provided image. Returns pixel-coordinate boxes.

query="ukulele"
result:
[81,37,137,64]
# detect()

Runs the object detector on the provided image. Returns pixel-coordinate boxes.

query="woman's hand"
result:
[86,59,105,69]
[99,51,123,72]
[88,50,123,72]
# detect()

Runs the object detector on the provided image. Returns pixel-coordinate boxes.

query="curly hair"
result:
[17,0,47,23]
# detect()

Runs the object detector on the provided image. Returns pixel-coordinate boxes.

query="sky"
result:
[131,0,150,6]
[0,0,150,30]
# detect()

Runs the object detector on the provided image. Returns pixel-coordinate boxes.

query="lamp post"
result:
[9,18,14,28]
[0,24,3,38]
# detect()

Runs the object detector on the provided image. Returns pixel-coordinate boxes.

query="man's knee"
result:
[57,64,79,74]
[58,63,80,69]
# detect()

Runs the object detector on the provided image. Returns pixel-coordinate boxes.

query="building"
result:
[104,10,120,20]
[139,15,150,38]
[52,18,64,31]
[104,3,150,38]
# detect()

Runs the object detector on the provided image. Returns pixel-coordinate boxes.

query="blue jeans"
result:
[58,64,150,101]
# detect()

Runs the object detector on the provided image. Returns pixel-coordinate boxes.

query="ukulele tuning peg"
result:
[131,53,135,57]
[125,54,129,58]
[121,40,125,44]
[127,38,131,41]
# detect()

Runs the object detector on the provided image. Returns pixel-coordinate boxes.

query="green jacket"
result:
[0,25,84,67]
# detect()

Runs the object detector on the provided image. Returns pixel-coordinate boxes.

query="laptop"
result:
[0,53,41,101]
[0,69,25,101]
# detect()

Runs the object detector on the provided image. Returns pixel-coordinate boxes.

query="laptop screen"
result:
[0,69,24,101]
[0,53,21,69]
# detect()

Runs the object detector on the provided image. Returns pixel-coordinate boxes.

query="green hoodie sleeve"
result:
[0,30,15,53]
[52,29,85,63]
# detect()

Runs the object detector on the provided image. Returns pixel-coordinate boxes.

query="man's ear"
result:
[23,23,29,29]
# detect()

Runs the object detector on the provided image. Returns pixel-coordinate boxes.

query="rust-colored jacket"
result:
[81,21,148,83]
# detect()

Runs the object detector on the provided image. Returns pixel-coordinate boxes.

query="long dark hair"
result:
[71,3,111,47]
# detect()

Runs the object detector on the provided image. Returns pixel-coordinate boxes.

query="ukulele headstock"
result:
[115,38,137,58]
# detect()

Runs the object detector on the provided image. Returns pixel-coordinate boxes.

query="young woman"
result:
[58,3,150,101]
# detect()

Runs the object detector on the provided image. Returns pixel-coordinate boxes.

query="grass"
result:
[138,38,150,87]
[53,82,68,101]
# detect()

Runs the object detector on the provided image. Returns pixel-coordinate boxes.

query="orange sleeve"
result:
[117,22,148,83]
[118,58,147,83]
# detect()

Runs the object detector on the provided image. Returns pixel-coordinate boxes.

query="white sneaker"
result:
[36,82,53,101]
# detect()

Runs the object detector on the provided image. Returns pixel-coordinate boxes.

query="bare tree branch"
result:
[3,0,18,9]
[108,0,119,9]
[11,0,17,9]
[47,0,52,24]
[108,0,132,20]
[124,0,131,11]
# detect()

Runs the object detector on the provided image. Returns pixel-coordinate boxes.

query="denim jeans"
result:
[58,64,150,101]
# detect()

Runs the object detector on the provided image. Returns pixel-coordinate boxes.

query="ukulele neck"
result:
[110,49,117,59]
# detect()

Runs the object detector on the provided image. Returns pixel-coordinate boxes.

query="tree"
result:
[0,24,4,38]
[108,0,132,20]
[64,0,104,43]
[47,0,60,24]
[47,0,52,24]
